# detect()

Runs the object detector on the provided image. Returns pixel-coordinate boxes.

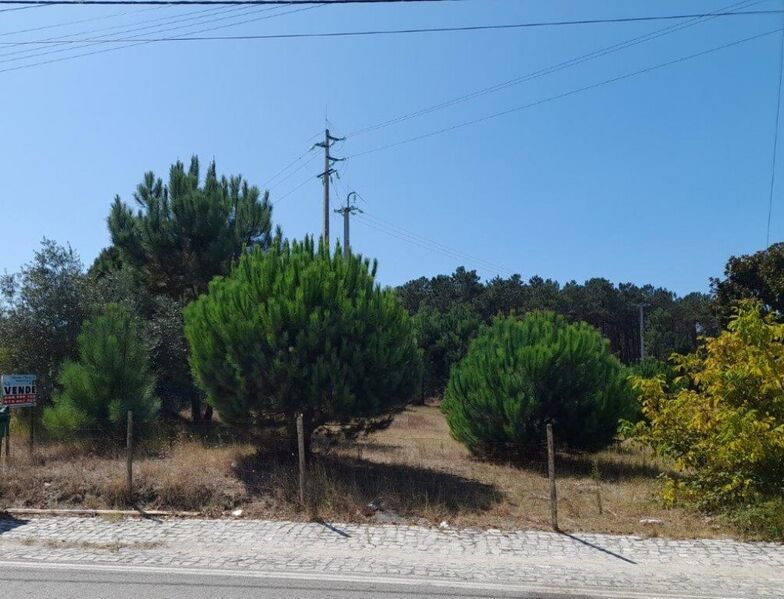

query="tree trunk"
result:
[190,396,201,423]
[203,404,213,423]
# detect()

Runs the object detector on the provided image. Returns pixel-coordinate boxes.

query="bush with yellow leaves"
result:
[630,301,784,509]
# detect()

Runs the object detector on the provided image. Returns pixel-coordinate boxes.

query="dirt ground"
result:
[0,404,737,539]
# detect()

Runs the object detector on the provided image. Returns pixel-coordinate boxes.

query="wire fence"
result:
[0,408,641,531]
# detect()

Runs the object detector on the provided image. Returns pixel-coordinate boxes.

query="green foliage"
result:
[442,312,634,455]
[412,304,482,398]
[43,304,160,439]
[711,243,784,325]
[398,269,718,398]
[108,155,273,301]
[629,357,675,382]
[629,302,784,509]
[184,238,421,446]
[105,156,273,421]
[0,239,92,404]
[725,498,784,541]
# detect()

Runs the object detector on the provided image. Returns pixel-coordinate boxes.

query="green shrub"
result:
[442,312,634,455]
[629,357,674,381]
[43,304,160,439]
[725,498,784,541]
[184,238,421,450]
[630,301,784,508]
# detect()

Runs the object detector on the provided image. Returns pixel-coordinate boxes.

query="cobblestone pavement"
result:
[0,516,782,597]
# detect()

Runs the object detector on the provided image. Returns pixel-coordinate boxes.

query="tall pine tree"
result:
[106,156,273,421]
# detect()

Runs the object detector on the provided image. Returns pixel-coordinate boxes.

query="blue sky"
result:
[0,0,782,295]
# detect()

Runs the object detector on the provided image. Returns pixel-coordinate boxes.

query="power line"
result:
[0,4,243,62]
[265,151,312,188]
[347,0,764,137]
[4,10,784,45]
[268,152,320,192]
[0,6,258,64]
[361,211,511,273]
[0,0,461,5]
[0,4,160,39]
[275,173,317,203]
[767,24,784,247]
[0,2,321,72]
[347,25,784,160]
[0,3,43,10]
[355,212,514,276]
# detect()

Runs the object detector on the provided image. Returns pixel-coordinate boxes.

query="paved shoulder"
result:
[0,517,782,598]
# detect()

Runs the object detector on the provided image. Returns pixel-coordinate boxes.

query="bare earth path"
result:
[0,516,781,598]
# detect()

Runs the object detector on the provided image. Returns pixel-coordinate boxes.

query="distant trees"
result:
[104,156,274,421]
[43,304,160,440]
[711,243,784,325]
[184,239,421,452]
[399,268,718,396]
[0,239,92,405]
[443,312,634,455]
[413,304,482,399]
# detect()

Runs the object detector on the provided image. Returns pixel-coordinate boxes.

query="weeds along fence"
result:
[0,412,634,532]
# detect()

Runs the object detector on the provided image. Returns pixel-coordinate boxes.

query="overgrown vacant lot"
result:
[0,405,739,539]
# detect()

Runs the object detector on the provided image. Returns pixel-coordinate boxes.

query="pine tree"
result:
[442,311,634,455]
[106,156,273,421]
[108,156,273,301]
[184,238,421,452]
[43,304,160,440]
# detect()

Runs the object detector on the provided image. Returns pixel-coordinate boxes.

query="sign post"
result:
[0,406,9,470]
[1,374,38,460]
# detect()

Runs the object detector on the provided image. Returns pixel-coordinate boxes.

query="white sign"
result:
[1,374,37,408]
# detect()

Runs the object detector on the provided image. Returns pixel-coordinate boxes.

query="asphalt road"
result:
[0,563,591,599]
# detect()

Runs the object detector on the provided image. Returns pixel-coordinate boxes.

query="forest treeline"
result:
[397,268,720,396]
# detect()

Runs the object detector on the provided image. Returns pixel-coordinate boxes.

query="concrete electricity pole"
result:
[335,191,362,257]
[315,129,344,248]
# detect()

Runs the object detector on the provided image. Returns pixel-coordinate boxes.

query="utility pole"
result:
[315,129,345,248]
[335,191,362,257]
[638,303,646,361]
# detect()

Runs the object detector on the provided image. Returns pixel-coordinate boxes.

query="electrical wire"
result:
[0,0,463,5]
[347,25,784,160]
[4,9,784,45]
[0,3,43,10]
[275,173,318,203]
[0,2,322,72]
[0,4,245,62]
[360,211,514,274]
[268,152,320,192]
[0,4,160,39]
[767,24,784,247]
[347,0,765,137]
[355,212,514,276]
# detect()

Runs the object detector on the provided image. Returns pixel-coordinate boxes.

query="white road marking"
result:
[0,559,743,599]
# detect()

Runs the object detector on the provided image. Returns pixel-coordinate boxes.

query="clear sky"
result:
[1,0,782,295]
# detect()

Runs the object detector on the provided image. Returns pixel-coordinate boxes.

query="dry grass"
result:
[0,405,741,539]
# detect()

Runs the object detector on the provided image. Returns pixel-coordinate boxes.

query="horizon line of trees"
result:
[397,267,720,397]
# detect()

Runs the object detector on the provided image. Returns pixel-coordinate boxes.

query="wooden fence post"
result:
[546,423,559,531]
[126,411,134,504]
[29,406,35,460]
[5,416,10,463]
[297,413,306,509]
[0,410,7,473]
